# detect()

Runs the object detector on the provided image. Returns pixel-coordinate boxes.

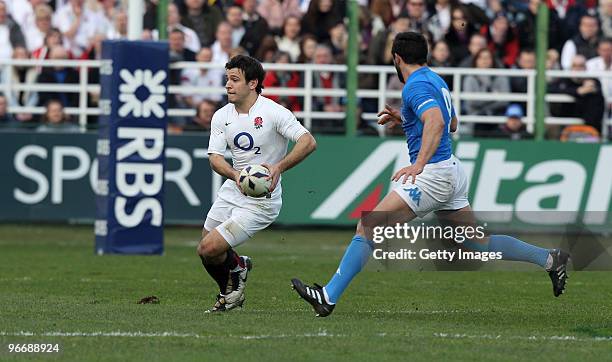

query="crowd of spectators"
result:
[0,0,609,139]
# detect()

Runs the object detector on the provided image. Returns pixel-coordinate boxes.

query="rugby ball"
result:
[239,164,271,197]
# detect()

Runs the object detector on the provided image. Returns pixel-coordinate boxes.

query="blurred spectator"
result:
[547,48,561,69]
[36,99,79,132]
[255,35,279,62]
[312,44,345,113]
[368,16,410,66]
[53,0,101,58]
[23,3,52,52]
[559,124,600,142]
[457,33,486,67]
[1,46,38,122]
[168,28,196,123]
[241,0,270,56]
[444,5,477,66]
[0,0,27,59]
[429,40,453,88]
[370,0,393,30]
[297,34,317,63]
[480,13,520,67]
[301,0,344,43]
[549,54,605,130]
[401,0,429,34]
[276,15,301,62]
[460,0,489,27]
[211,22,232,69]
[484,0,505,20]
[389,0,404,18]
[0,93,16,125]
[491,104,531,139]
[32,27,64,60]
[263,51,302,112]
[516,0,562,51]
[10,0,46,33]
[106,10,127,40]
[601,0,612,38]
[153,3,201,53]
[463,48,511,136]
[257,0,302,33]
[510,48,535,113]
[358,5,380,52]
[550,0,587,41]
[180,0,223,47]
[229,46,249,58]
[586,37,612,72]
[586,38,612,114]
[98,0,121,24]
[169,28,196,63]
[36,45,79,108]
[428,0,455,41]
[92,0,117,36]
[560,14,600,69]
[183,100,217,132]
[143,0,159,32]
[181,47,223,107]
[327,21,347,63]
[226,5,245,48]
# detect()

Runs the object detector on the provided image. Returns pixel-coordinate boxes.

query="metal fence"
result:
[1,59,610,138]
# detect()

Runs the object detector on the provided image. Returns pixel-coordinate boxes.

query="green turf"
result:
[1,225,611,361]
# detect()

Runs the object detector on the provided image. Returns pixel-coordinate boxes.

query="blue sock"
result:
[487,235,550,268]
[324,235,373,304]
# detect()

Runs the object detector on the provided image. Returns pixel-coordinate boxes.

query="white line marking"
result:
[1,331,611,342]
[433,333,612,342]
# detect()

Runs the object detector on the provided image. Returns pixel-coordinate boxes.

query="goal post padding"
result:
[95,40,169,255]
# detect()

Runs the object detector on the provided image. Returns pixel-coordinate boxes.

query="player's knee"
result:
[198,242,217,258]
[198,236,226,258]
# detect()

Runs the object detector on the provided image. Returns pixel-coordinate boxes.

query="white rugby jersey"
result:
[207,95,309,195]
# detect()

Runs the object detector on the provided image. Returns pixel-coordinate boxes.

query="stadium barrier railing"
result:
[1,59,610,138]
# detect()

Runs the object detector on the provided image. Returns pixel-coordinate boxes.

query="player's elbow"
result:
[208,154,223,170]
[300,133,317,154]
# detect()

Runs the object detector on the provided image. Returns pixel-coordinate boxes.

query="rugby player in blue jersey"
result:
[291,32,570,317]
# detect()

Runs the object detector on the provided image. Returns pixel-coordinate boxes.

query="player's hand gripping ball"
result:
[239,164,272,197]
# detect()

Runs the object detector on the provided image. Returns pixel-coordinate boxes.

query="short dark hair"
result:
[520,48,535,55]
[225,55,266,94]
[391,32,428,65]
[169,27,185,36]
[599,37,612,46]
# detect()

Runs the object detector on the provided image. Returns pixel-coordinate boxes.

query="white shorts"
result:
[393,155,469,217]
[204,180,282,247]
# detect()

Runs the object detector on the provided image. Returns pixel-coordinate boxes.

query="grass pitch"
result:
[1,225,612,361]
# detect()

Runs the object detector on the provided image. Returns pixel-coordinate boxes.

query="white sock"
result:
[322,287,335,305]
[545,253,554,271]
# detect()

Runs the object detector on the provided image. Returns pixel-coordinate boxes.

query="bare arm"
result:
[263,133,317,191]
[391,107,445,184]
[63,6,83,40]
[209,154,240,184]
[277,133,317,173]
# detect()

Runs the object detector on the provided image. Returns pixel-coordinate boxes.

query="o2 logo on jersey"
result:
[234,132,261,154]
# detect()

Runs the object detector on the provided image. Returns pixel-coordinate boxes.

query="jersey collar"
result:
[233,94,262,117]
[406,66,429,84]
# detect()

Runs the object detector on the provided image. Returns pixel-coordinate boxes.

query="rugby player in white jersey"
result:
[197,55,316,312]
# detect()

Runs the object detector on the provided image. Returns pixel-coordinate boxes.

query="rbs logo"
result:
[114,127,164,227]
